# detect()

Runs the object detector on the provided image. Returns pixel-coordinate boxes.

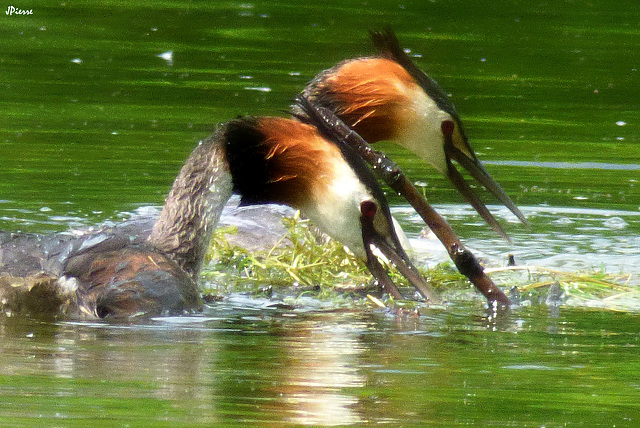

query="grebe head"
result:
[223,116,438,302]
[296,29,527,239]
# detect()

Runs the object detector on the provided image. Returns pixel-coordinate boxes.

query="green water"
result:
[1,0,640,426]
[1,303,639,427]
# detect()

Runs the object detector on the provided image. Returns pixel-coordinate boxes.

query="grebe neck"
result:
[147,133,233,280]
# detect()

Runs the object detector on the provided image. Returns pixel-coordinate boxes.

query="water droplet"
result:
[603,217,628,229]
[157,51,173,65]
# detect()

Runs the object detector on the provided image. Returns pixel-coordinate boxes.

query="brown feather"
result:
[77,248,199,318]
[314,58,418,142]
[253,117,347,208]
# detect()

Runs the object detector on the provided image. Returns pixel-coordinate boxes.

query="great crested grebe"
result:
[0,116,437,319]
[294,29,527,239]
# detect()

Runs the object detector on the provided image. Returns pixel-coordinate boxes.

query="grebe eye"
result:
[441,120,455,137]
[360,200,377,219]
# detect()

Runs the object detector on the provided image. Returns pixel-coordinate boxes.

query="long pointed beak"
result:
[370,30,527,238]
[442,121,528,241]
[361,213,441,304]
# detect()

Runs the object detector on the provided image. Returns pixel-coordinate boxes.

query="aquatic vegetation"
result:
[202,213,467,304]
[487,265,640,311]
[203,213,639,311]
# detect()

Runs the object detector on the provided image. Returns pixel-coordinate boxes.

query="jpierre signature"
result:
[6,6,33,15]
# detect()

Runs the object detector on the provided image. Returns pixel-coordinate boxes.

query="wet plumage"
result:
[1,116,438,319]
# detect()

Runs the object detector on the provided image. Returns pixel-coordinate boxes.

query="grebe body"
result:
[1,116,436,319]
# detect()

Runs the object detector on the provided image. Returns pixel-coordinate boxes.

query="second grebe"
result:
[295,29,527,239]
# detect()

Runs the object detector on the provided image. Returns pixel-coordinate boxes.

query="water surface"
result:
[2,302,639,427]
[1,0,639,426]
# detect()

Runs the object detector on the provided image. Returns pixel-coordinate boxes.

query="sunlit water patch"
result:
[393,204,640,276]
[485,160,640,171]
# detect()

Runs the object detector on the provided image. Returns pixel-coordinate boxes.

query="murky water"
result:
[1,0,640,426]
